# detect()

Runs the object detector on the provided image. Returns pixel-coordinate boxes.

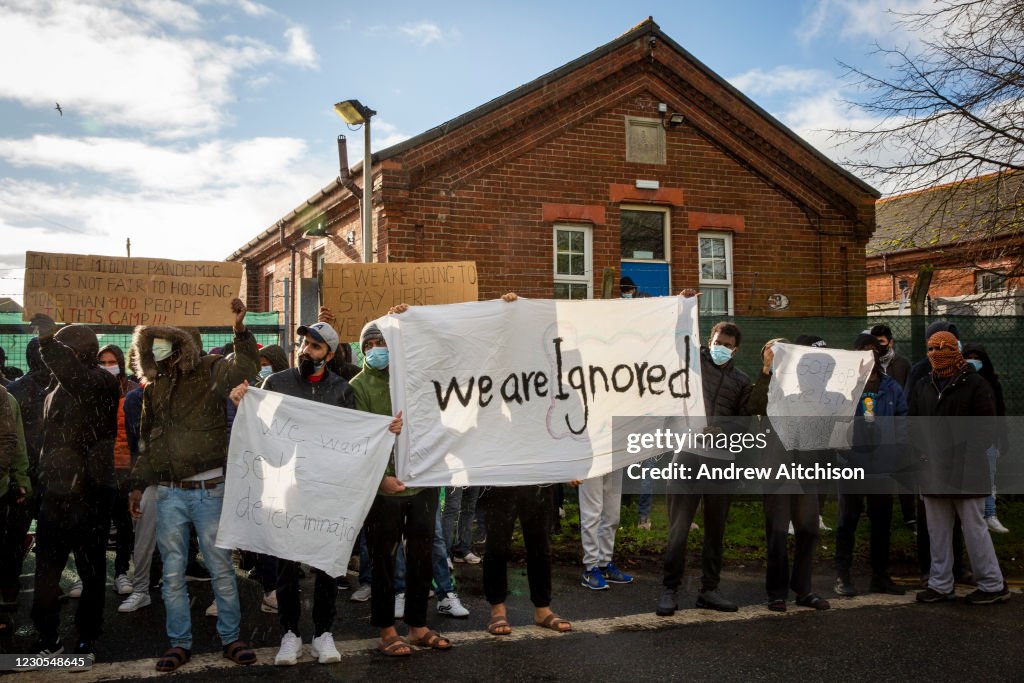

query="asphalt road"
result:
[3,552,1022,681]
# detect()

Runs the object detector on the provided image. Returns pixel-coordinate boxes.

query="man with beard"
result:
[28,315,119,667]
[127,298,259,672]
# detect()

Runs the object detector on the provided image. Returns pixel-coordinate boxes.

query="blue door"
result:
[621,261,670,297]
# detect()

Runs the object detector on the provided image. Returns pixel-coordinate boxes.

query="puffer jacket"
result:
[350,363,413,496]
[909,364,995,498]
[38,335,120,496]
[130,325,258,487]
[700,346,752,423]
[262,367,355,408]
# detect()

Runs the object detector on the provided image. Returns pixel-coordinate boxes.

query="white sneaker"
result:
[114,574,133,595]
[205,601,217,617]
[310,631,341,664]
[394,592,406,619]
[350,584,371,602]
[819,515,832,532]
[987,516,1010,534]
[787,522,795,536]
[117,591,151,613]
[261,590,279,613]
[274,631,303,666]
[67,580,83,598]
[455,551,482,564]
[437,592,469,618]
[447,557,454,570]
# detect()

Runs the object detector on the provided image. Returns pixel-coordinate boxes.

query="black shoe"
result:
[834,575,858,597]
[916,587,955,603]
[963,584,1010,605]
[695,589,738,612]
[31,638,64,655]
[70,641,95,671]
[869,576,906,595]
[185,564,210,582]
[656,588,678,616]
[795,593,830,610]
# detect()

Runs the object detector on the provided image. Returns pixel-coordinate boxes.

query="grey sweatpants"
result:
[922,496,1004,593]
[131,485,159,594]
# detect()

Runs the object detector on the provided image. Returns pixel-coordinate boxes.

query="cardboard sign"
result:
[321,261,478,340]
[378,296,705,486]
[215,388,395,577]
[23,251,242,326]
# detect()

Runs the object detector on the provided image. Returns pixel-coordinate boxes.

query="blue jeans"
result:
[638,458,656,519]
[442,486,480,558]
[155,484,240,649]
[357,526,372,586]
[985,446,999,518]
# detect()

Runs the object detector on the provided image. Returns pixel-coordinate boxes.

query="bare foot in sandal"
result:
[487,604,512,636]
[409,628,452,650]
[378,634,412,657]
[534,607,571,632]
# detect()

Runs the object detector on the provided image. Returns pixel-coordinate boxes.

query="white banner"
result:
[767,343,873,451]
[377,296,704,486]
[215,387,395,577]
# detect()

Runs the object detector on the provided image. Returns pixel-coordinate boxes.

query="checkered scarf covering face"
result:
[927,331,965,378]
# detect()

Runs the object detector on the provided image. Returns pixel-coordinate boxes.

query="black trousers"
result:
[111,486,134,576]
[482,485,554,608]
[365,489,437,629]
[276,558,337,637]
[763,494,819,600]
[32,490,113,643]
[663,493,731,591]
[834,494,893,578]
[0,487,32,599]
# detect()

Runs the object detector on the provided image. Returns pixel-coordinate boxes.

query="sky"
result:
[0,0,932,304]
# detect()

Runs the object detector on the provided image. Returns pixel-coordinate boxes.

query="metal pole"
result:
[282,276,292,360]
[362,119,372,263]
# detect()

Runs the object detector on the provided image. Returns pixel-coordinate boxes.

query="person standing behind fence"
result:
[28,315,119,668]
[127,298,259,673]
[911,330,1009,605]
[871,324,911,387]
[0,346,23,384]
[961,343,1010,535]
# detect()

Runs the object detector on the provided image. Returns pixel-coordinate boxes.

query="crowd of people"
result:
[0,285,1013,672]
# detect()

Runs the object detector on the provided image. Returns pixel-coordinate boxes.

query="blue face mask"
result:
[258,366,273,379]
[709,344,733,366]
[365,347,389,370]
[621,292,634,299]
[967,359,983,372]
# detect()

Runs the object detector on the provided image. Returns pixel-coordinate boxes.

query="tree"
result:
[837,0,1024,295]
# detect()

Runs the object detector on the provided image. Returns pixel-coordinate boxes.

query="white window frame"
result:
[553,223,593,299]
[620,204,671,264]
[976,271,1006,294]
[698,231,734,316]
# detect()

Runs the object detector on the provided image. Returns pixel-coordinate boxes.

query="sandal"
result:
[410,630,452,650]
[487,615,512,636]
[222,640,257,665]
[767,599,787,613]
[377,634,412,657]
[795,594,830,611]
[534,612,572,632]
[155,647,191,672]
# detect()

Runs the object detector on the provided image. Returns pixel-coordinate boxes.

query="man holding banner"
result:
[127,298,259,672]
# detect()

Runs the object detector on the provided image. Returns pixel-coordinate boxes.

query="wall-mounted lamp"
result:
[303,221,328,238]
[346,231,356,246]
[667,113,685,127]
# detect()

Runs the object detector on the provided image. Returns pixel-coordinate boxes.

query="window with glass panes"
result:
[620,208,667,260]
[553,225,592,299]
[698,232,733,316]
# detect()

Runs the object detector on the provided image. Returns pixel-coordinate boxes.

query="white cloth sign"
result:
[767,343,874,451]
[215,387,395,577]
[377,296,704,486]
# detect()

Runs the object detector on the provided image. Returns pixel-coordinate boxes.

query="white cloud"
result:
[284,26,318,69]
[235,0,274,16]
[729,67,830,97]
[129,0,202,30]
[399,21,443,46]
[796,0,932,44]
[0,1,315,137]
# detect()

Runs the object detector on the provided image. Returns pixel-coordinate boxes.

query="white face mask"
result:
[102,364,121,376]
[152,338,174,362]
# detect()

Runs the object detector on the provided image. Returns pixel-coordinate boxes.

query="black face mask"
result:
[298,353,327,378]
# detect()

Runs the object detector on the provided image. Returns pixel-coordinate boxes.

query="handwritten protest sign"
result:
[215,388,395,577]
[321,261,478,340]
[766,343,873,451]
[377,296,704,486]
[22,251,243,327]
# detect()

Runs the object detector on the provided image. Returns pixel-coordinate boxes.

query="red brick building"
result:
[229,18,878,334]
[867,170,1024,316]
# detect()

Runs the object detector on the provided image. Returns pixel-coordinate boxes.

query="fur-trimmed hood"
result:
[132,325,201,381]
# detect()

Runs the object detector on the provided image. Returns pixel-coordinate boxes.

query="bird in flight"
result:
[55,102,62,117]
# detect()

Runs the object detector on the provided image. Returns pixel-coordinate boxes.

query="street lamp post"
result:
[333,99,376,263]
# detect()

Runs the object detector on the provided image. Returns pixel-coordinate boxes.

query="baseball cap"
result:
[296,321,339,353]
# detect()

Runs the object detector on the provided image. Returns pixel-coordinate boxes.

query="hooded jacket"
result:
[37,332,120,497]
[258,344,289,374]
[99,343,139,471]
[350,362,415,497]
[2,392,31,496]
[0,385,17,486]
[130,325,258,487]
[6,337,51,474]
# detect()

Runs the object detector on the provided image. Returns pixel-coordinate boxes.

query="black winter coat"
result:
[261,368,355,409]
